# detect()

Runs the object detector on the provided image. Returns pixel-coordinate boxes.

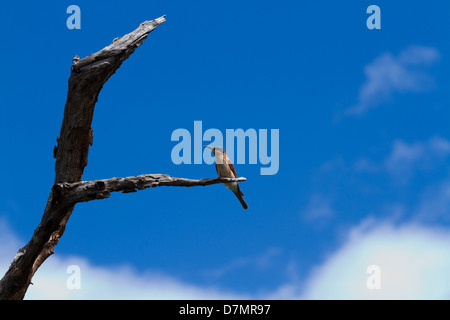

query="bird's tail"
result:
[234,186,248,210]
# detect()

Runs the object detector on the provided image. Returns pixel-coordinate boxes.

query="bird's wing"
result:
[214,162,220,176]
[228,162,238,178]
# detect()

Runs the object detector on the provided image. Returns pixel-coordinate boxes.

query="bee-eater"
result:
[204,146,248,210]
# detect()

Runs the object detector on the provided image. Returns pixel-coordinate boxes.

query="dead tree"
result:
[0,16,245,300]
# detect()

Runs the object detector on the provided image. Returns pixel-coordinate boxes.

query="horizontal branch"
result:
[52,174,247,205]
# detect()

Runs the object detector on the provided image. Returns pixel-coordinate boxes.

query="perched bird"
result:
[204,146,248,210]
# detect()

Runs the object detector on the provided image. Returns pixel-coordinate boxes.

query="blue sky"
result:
[1,1,450,299]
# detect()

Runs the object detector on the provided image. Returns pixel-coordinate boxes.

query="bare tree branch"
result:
[0,16,167,300]
[54,16,167,185]
[55,175,247,205]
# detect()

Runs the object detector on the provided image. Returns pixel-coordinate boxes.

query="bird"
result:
[204,146,248,210]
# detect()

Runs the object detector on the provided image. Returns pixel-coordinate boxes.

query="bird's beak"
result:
[203,145,212,150]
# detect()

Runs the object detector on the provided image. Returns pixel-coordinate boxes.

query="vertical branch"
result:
[0,16,166,300]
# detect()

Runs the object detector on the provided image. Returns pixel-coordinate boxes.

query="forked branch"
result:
[0,16,169,300]
[0,14,247,300]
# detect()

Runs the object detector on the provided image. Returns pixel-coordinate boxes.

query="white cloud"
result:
[345,45,440,116]
[3,210,450,299]
[25,256,249,300]
[0,218,248,300]
[302,218,450,299]
[0,219,295,300]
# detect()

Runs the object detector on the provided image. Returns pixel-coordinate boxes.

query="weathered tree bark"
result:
[0,15,244,300]
[57,175,247,204]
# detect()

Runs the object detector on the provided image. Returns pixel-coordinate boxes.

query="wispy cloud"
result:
[344,45,440,116]
[355,137,450,183]
[414,180,450,224]
[385,137,450,180]
[203,248,283,278]
[302,194,335,222]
